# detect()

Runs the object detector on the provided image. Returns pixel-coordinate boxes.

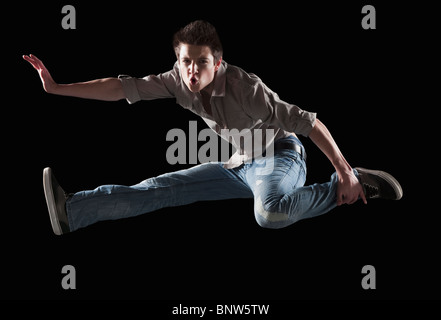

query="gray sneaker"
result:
[43,167,71,235]
[355,167,403,200]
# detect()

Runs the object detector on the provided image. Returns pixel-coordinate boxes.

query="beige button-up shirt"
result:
[119,61,316,168]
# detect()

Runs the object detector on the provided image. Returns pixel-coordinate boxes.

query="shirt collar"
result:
[211,60,227,97]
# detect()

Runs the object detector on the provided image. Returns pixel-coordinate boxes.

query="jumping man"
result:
[23,20,402,235]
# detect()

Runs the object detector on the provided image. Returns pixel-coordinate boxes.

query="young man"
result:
[24,20,402,235]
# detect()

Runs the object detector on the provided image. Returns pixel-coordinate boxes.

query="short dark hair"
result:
[173,20,223,63]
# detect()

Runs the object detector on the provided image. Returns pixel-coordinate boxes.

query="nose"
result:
[189,62,198,75]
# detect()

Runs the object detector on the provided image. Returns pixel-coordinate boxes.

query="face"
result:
[178,44,222,93]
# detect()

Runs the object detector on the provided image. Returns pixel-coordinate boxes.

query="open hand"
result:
[23,54,58,93]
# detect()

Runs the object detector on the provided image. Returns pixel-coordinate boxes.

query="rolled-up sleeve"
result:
[244,79,316,137]
[118,66,179,104]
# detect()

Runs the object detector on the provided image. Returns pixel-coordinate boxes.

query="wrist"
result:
[333,159,353,178]
[45,82,60,94]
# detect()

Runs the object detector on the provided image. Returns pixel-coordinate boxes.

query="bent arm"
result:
[309,118,367,205]
[23,54,125,101]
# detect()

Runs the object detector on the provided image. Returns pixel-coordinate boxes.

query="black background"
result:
[2,0,438,307]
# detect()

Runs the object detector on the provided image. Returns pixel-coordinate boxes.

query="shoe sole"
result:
[43,167,63,235]
[355,167,403,200]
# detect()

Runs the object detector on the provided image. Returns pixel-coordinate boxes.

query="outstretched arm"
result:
[23,54,125,101]
[309,118,367,206]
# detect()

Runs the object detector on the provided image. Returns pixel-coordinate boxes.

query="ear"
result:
[214,57,222,71]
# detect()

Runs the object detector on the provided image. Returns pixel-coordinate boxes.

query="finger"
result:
[23,54,40,70]
[25,56,49,78]
[34,56,49,73]
[30,54,43,65]
[23,54,36,64]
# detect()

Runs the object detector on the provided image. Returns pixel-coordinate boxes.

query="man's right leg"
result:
[45,163,253,234]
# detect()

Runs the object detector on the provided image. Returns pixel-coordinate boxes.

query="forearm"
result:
[50,78,125,101]
[308,118,353,177]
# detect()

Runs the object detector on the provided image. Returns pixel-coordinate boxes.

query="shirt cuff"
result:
[296,111,317,137]
[118,75,141,104]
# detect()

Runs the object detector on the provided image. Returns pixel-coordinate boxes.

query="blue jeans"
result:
[66,137,346,231]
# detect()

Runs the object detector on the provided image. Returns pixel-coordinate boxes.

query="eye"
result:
[182,59,191,64]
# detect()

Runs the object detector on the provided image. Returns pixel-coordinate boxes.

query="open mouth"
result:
[190,77,198,85]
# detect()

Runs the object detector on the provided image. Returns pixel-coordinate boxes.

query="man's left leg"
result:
[246,148,402,229]
[245,147,337,229]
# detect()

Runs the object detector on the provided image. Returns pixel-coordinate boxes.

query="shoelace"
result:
[363,183,379,199]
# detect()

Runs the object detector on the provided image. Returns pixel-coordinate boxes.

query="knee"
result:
[254,196,290,229]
